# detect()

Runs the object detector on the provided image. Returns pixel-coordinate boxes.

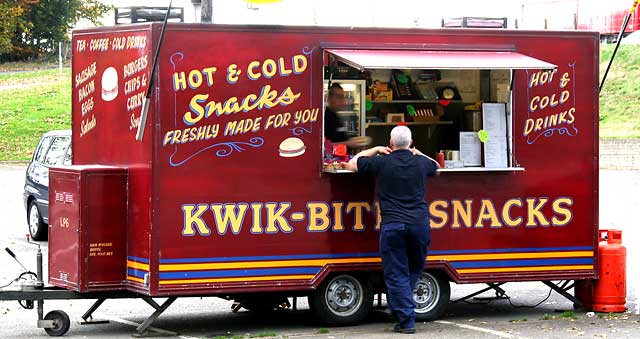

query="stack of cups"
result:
[451,151,459,161]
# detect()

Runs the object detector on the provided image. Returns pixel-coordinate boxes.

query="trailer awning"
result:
[325,49,556,70]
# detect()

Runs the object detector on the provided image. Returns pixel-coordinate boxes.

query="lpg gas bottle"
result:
[592,229,627,312]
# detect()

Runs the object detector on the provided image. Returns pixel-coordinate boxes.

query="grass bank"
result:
[0,68,71,161]
[600,44,640,138]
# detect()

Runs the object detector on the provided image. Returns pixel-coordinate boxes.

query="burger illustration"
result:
[101,66,118,101]
[278,137,306,158]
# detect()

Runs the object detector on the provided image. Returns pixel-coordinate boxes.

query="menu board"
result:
[71,30,151,164]
[460,132,481,166]
[482,103,508,168]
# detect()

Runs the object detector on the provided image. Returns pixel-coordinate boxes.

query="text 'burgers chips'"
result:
[279,137,306,157]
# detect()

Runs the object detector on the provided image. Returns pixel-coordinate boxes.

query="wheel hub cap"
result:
[325,276,363,317]
[29,205,39,235]
[414,273,440,313]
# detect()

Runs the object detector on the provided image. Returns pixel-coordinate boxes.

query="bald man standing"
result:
[345,126,439,334]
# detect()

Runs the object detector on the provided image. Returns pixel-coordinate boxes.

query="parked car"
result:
[24,130,72,240]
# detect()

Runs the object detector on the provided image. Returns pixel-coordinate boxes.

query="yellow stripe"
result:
[458,265,593,274]
[159,251,592,271]
[429,251,593,262]
[160,257,382,271]
[159,274,315,285]
[159,265,593,284]
[127,260,150,271]
[127,276,144,283]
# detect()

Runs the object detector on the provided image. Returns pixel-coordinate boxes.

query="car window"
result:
[63,142,72,165]
[43,136,71,166]
[34,136,52,163]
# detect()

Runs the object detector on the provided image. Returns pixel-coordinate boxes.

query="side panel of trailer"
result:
[66,24,598,297]
[133,25,600,296]
[70,25,154,294]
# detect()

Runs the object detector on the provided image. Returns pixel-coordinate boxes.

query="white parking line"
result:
[435,320,531,339]
[100,315,200,339]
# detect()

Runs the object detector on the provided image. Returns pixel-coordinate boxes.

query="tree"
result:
[1,0,111,61]
[0,0,36,56]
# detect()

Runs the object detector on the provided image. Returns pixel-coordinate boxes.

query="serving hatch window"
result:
[321,48,555,173]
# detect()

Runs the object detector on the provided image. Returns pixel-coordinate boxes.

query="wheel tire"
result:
[44,310,70,337]
[414,271,450,322]
[309,274,374,326]
[27,201,47,241]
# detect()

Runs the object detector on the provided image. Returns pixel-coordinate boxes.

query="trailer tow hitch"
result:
[4,236,71,336]
[2,235,188,337]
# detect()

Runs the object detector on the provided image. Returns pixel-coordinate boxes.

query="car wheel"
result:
[309,274,374,326]
[414,271,450,321]
[28,201,47,241]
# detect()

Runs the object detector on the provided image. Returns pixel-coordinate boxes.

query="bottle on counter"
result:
[436,151,445,168]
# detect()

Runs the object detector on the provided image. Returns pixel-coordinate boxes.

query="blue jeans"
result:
[380,222,430,329]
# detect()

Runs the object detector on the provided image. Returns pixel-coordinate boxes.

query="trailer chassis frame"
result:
[451,280,582,307]
[0,287,181,336]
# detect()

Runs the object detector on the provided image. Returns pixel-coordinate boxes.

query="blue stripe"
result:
[128,268,147,278]
[451,258,594,269]
[128,256,150,264]
[159,246,593,264]
[430,246,593,255]
[159,267,320,279]
[159,252,381,264]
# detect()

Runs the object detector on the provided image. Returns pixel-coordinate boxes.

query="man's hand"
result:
[411,147,441,170]
[410,147,425,157]
[375,146,392,155]
[345,145,391,172]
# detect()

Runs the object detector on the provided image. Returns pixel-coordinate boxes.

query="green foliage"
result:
[26,0,111,50]
[0,0,111,61]
[540,312,580,321]
[249,332,277,338]
[559,311,577,319]
[0,0,36,56]
[317,328,330,334]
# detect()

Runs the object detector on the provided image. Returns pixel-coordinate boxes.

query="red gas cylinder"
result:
[592,229,627,312]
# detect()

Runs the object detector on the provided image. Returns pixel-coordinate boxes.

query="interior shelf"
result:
[370,100,464,104]
[366,121,453,127]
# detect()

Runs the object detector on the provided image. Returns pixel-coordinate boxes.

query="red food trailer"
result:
[5,23,601,336]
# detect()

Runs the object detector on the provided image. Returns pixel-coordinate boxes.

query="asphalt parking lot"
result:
[1,282,639,339]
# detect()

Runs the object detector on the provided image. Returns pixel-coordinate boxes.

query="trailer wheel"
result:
[414,271,450,321]
[309,274,373,325]
[28,201,47,241]
[44,310,70,337]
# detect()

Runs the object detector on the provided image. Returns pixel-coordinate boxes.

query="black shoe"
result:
[393,324,416,334]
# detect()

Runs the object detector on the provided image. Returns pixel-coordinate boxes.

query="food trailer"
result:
[4,23,600,336]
